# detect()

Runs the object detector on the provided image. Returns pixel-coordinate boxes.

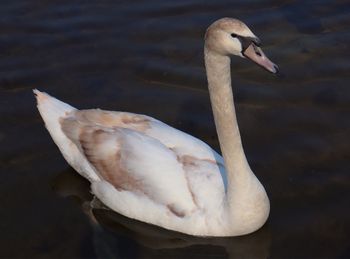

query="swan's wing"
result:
[61,117,199,217]
[71,109,223,160]
[69,109,227,189]
[34,91,226,217]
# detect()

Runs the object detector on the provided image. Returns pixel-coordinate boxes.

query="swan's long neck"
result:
[204,47,258,212]
[204,47,269,235]
[205,48,252,181]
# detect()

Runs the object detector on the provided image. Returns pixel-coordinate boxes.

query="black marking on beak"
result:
[236,35,262,53]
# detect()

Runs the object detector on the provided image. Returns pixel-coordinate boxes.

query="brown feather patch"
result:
[177,154,224,168]
[73,110,151,132]
[78,127,144,193]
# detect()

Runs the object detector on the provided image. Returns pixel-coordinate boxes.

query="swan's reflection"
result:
[53,168,271,258]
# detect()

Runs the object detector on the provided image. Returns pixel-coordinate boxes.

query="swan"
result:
[34,18,278,237]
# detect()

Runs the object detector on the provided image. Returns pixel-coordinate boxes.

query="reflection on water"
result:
[54,169,271,259]
[1,0,349,258]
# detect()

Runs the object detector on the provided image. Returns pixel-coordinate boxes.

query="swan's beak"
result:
[243,44,279,74]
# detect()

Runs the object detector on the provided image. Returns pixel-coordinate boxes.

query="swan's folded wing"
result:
[65,109,227,189]
[69,109,224,164]
[60,117,197,217]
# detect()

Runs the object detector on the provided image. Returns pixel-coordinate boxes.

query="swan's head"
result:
[205,18,278,74]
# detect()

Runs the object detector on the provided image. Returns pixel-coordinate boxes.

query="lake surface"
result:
[1,0,349,258]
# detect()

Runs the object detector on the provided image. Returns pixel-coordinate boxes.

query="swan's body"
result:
[34,18,278,237]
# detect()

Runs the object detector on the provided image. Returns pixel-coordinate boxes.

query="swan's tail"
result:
[34,89,76,133]
[33,89,99,181]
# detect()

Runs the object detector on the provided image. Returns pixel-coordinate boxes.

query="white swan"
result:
[34,18,278,237]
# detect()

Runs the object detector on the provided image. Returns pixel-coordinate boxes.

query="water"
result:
[1,0,349,258]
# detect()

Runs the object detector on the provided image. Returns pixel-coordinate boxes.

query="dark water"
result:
[1,0,349,258]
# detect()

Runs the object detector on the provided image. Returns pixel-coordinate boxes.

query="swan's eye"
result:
[253,37,262,47]
[231,33,238,38]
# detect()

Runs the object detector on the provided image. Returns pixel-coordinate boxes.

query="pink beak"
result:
[243,44,279,74]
